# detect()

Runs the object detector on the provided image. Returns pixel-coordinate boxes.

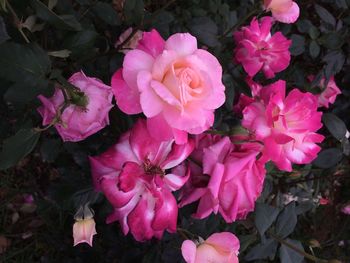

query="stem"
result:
[219,7,261,39]
[177,228,196,240]
[269,232,329,263]
[7,0,30,43]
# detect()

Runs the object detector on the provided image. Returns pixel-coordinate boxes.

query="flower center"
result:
[143,158,164,176]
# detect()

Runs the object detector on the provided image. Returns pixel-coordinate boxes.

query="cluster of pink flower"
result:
[37,0,342,261]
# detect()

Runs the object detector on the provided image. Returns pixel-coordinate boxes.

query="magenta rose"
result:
[234,16,291,78]
[308,75,341,108]
[240,79,324,171]
[179,134,266,223]
[112,29,225,144]
[181,232,240,263]
[89,119,194,241]
[37,71,113,142]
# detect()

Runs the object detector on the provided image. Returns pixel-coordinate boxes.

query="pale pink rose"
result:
[234,16,291,79]
[112,29,225,144]
[342,204,350,215]
[263,0,300,24]
[89,119,194,241]
[309,76,341,108]
[73,218,97,246]
[37,71,113,142]
[181,232,240,263]
[115,27,143,54]
[241,79,324,171]
[179,134,266,222]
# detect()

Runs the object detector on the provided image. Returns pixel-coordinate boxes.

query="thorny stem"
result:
[6,0,30,43]
[269,232,329,263]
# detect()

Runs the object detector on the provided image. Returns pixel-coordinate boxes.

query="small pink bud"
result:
[73,218,97,247]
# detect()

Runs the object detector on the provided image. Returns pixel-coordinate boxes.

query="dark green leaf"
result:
[296,19,313,33]
[188,17,219,47]
[124,0,144,25]
[239,234,257,253]
[31,0,81,31]
[0,42,51,83]
[322,113,348,140]
[63,30,98,57]
[152,11,174,36]
[92,2,120,26]
[309,40,320,58]
[313,148,343,168]
[290,34,305,56]
[319,32,345,50]
[40,138,62,162]
[279,239,304,263]
[255,203,280,237]
[0,128,40,170]
[0,16,9,43]
[4,79,50,104]
[315,4,336,26]
[323,51,345,79]
[244,238,278,261]
[276,202,297,238]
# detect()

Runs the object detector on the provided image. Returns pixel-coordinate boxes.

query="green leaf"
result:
[0,42,51,104]
[322,113,348,141]
[188,17,219,47]
[255,203,280,237]
[92,2,120,26]
[40,138,62,163]
[313,148,343,168]
[4,78,50,104]
[290,34,305,56]
[124,0,144,25]
[0,129,41,170]
[244,238,278,261]
[279,239,304,263]
[323,51,345,79]
[152,10,174,36]
[319,32,345,50]
[276,202,297,238]
[315,4,336,27]
[63,30,98,57]
[30,0,81,31]
[0,42,51,83]
[309,40,320,59]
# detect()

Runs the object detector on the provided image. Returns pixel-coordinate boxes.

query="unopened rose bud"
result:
[308,239,321,248]
[73,205,97,247]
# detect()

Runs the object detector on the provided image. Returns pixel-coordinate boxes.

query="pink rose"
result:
[37,71,113,142]
[263,0,300,24]
[179,134,266,222]
[89,119,194,241]
[112,29,225,144]
[234,16,291,79]
[181,232,240,263]
[115,27,143,54]
[241,79,324,171]
[309,76,341,108]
